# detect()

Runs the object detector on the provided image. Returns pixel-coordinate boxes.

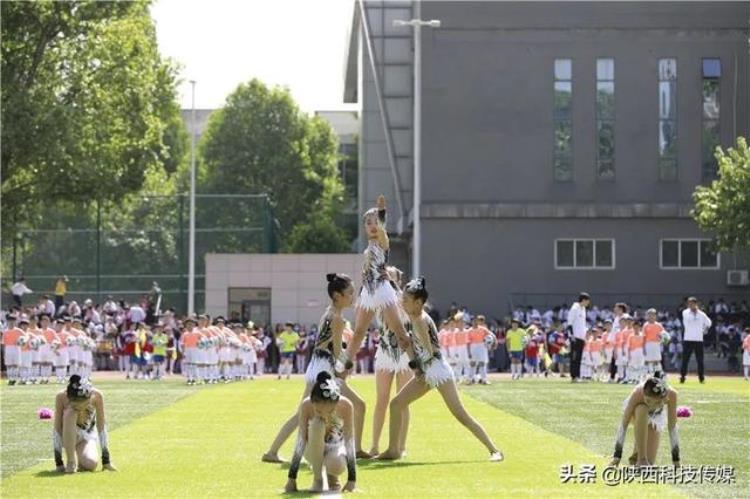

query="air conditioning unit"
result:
[726,270,749,286]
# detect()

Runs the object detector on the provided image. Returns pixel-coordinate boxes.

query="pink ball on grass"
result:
[37,408,53,420]
[676,406,693,418]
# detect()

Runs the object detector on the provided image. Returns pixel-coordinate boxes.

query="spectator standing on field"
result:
[680,297,712,384]
[11,278,33,307]
[567,292,591,383]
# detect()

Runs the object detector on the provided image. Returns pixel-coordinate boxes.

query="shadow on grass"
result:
[357,458,487,469]
[33,470,67,478]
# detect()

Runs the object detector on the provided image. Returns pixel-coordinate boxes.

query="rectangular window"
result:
[554,59,573,182]
[658,58,678,181]
[660,239,720,269]
[555,239,615,269]
[702,58,721,180]
[596,59,615,180]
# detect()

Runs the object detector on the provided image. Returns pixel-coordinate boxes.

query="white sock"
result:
[481,364,488,381]
[745,366,749,378]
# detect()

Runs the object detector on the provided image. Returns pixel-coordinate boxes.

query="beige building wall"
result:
[205,253,364,326]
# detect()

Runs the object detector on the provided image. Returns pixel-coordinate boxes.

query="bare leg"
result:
[396,370,413,454]
[378,376,430,459]
[646,425,660,464]
[304,417,327,492]
[263,382,313,461]
[370,369,394,454]
[437,380,500,455]
[62,409,78,472]
[76,439,99,471]
[382,305,415,359]
[347,308,376,360]
[633,405,649,464]
[339,382,369,457]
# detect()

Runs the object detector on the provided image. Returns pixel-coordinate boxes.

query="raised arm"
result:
[376,195,389,251]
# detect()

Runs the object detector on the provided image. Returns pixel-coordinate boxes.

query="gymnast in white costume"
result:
[369,266,413,456]
[376,277,504,462]
[262,273,370,463]
[52,375,116,473]
[285,371,357,493]
[609,372,681,467]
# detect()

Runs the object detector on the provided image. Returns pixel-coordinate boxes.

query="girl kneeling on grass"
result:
[609,372,680,467]
[376,277,504,462]
[53,375,116,473]
[285,371,357,493]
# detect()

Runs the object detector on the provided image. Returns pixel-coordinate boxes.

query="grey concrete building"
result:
[345,1,750,315]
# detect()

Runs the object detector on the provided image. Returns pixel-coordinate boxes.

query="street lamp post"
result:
[394,7,440,278]
[188,80,197,315]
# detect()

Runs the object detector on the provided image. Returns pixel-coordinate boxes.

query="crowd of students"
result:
[2,291,749,384]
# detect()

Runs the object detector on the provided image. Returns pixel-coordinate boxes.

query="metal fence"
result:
[1,194,278,314]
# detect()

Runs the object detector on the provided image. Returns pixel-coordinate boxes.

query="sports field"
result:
[1,374,747,498]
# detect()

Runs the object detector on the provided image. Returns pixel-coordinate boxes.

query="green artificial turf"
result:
[0,374,746,497]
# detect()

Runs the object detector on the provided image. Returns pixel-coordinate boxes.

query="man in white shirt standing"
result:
[567,292,591,382]
[11,278,33,307]
[680,296,712,384]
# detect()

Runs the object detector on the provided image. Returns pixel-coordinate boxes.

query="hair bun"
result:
[326,273,337,283]
[316,371,332,384]
[68,374,81,386]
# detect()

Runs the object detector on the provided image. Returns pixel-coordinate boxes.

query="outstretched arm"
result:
[667,390,680,465]
[610,391,637,465]
[94,391,115,470]
[53,394,64,471]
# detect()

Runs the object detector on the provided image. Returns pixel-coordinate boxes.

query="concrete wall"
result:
[355,1,750,313]
[205,254,364,325]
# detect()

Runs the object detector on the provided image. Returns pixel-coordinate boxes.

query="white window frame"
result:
[554,238,616,270]
[659,239,720,270]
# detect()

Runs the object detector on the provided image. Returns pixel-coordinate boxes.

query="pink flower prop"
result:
[676,406,693,418]
[37,408,53,420]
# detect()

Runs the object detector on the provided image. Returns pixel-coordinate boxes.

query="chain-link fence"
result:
[1,194,278,313]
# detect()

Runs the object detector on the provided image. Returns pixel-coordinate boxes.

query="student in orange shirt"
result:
[2,314,23,385]
[180,316,199,385]
[602,320,615,382]
[18,317,34,384]
[627,321,646,384]
[471,316,495,385]
[617,315,634,384]
[643,308,665,376]
[55,319,72,384]
[453,314,471,384]
[444,320,458,372]
[39,314,59,384]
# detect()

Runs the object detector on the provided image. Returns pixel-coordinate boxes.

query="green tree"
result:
[199,79,344,245]
[1,0,185,234]
[692,136,750,251]
[284,214,351,254]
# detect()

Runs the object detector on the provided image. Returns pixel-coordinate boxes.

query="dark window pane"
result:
[554,120,572,157]
[681,241,699,267]
[662,241,679,267]
[576,240,594,267]
[659,81,676,119]
[596,82,615,119]
[554,157,573,182]
[554,82,572,119]
[702,58,721,78]
[595,240,613,267]
[557,240,574,267]
[702,120,720,178]
[659,59,677,81]
[658,158,678,182]
[702,80,720,119]
[659,120,677,158]
[597,58,614,80]
[699,241,718,268]
[555,59,572,80]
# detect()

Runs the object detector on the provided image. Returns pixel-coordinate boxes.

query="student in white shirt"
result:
[680,297,712,384]
[567,292,591,382]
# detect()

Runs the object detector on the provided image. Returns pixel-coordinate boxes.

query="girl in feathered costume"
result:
[376,277,503,462]
[263,273,371,463]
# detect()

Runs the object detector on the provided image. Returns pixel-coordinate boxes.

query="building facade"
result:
[345,1,750,314]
